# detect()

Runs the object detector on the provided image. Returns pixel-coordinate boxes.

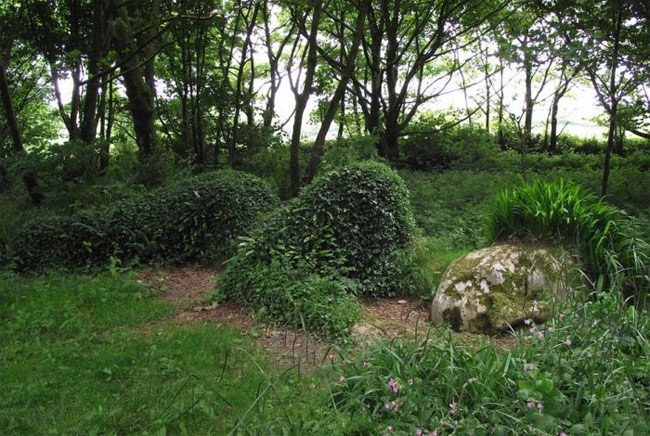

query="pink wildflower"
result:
[537,331,545,339]
[524,318,532,326]
[449,402,457,416]
[416,429,423,436]
[388,378,399,394]
[547,326,555,333]
[526,400,534,409]
[524,363,535,371]
[537,402,544,411]
[564,338,572,346]
[529,327,537,334]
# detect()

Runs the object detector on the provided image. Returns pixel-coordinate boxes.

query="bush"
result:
[219,162,415,337]
[487,179,649,295]
[401,125,500,171]
[10,170,276,272]
[218,260,362,338]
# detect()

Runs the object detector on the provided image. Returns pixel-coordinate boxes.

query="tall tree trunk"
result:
[523,44,533,153]
[549,95,560,153]
[497,59,505,147]
[80,0,106,144]
[304,2,367,183]
[601,6,623,196]
[289,0,323,196]
[231,2,260,164]
[111,0,157,160]
[0,59,42,205]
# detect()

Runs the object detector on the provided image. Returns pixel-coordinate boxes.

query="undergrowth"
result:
[488,179,650,296]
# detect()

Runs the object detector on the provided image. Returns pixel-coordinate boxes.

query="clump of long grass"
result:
[487,178,649,296]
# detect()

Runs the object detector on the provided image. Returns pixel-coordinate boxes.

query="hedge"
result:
[10,170,276,272]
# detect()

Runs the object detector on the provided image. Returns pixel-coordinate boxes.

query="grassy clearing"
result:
[0,272,331,434]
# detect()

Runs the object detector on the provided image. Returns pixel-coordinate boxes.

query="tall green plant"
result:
[488,179,649,295]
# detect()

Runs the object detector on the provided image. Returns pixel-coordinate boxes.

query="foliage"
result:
[396,235,469,300]
[217,260,362,338]
[219,162,415,337]
[318,134,380,173]
[402,124,500,171]
[329,290,649,435]
[488,179,650,295]
[8,170,276,272]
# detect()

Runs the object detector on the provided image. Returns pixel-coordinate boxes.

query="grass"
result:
[0,272,330,434]
[329,290,650,435]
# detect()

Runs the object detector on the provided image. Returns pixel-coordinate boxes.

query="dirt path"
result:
[138,267,515,368]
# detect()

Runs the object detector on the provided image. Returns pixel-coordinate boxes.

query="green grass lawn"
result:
[0,272,337,435]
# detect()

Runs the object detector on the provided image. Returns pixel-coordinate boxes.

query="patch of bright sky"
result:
[54,53,608,142]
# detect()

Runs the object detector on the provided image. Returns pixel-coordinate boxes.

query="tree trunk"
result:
[80,0,106,144]
[602,101,617,195]
[231,2,260,164]
[289,0,323,196]
[304,2,367,183]
[111,0,157,160]
[0,61,42,205]
[549,95,559,153]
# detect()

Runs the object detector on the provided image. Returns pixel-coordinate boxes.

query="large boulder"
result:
[431,242,577,334]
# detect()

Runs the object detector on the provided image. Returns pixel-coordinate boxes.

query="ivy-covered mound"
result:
[218,162,416,338]
[9,170,276,272]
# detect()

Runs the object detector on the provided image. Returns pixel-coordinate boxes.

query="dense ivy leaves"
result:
[9,171,276,272]
[218,162,415,337]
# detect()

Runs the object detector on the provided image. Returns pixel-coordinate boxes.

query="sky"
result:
[53,54,609,142]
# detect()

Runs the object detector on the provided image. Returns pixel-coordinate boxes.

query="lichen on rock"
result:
[431,242,578,334]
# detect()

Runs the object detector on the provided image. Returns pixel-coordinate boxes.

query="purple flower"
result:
[416,429,423,436]
[560,432,568,436]
[429,432,438,436]
[449,402,458,416]
[529,327,537,334]
[524,363,535,371]
[537,331,545,339]
[547,326,555,333]
[564,338,572,347]
[537,402,544,411]
[388,378,399,394]
[524,318,532,326]
[526,400,534,409]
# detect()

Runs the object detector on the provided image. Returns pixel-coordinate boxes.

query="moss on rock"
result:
[431,242,579,334]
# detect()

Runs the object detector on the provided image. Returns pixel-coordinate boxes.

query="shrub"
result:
[218,260,362,338]
[402,126,499,171]
[218,162,415,336]
[487,179,649,295]
[10,170,276,272]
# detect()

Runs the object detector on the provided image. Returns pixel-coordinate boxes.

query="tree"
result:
[349,0,507,159]
[544,0,650,194]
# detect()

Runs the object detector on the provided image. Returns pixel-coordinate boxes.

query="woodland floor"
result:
[137,266,516,370]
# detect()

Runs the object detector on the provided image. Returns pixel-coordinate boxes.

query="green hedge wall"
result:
[9,170,276,272]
